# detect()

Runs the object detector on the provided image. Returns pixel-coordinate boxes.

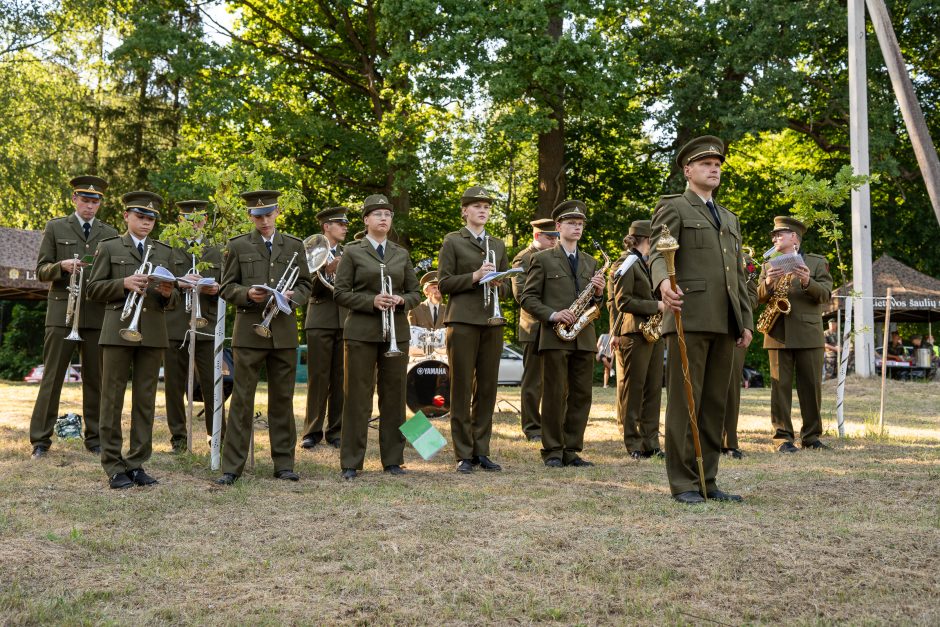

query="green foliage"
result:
[0,302,46,380]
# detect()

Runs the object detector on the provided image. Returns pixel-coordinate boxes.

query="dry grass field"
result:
[1,376,939,625]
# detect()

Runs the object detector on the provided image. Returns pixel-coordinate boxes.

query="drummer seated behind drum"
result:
[408,271,446,331]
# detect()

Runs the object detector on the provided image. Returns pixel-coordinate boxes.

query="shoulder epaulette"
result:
[283,233,303,243]
[100,235,120,243]
[153,240,172,249]
[229,233,249,241]
[806,253,827,261]
[49,216,68,223]
[660,194,682,199]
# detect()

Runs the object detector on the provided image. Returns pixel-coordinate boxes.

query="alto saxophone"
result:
[756,272,793,334]
[639,312,663,343]
[554,240,612,341]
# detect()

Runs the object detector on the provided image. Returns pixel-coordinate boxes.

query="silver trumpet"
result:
[379,263,403,357]
[303,233,337,291]
[254,251,299,338]
[119,244,154,342]
[184,254,208,329]
[483,235,505,326]
[64,254,84,342]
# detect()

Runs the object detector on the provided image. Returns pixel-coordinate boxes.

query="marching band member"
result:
[215,190,313,485]
[301,207,349,450]
[521,200,604,468]
[407,271,446,331]
[511,218,558,442]
[29,175,118,458]
[86,192,176,489]
[163,200,223,453]
[333,194,421,479]
[438,186,510,474]
[608,220,665,460]
[722,247,759,459]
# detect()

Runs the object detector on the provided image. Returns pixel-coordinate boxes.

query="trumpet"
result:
[379,263,403,357]
[119,244,154,342]
[483,235,506,326]
[184,253,208,329]
[303,233,337,291]
[65,254,84,342]
[254,251,299,338]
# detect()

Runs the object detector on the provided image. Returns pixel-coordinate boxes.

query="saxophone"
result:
[756,272,793,334]
[639,312,663,343]
[554,240,612,341]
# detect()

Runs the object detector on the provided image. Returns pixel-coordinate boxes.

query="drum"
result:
[914,348,932,368]
[409,325,428,358]
[406,358,450,418]
[426,328,447,356]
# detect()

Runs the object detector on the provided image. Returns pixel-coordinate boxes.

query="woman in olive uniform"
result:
[333,194,421,480]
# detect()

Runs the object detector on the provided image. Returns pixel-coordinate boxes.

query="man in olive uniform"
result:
[215,190,313,485]
[649,135,753,504]
[301,206,349,450]
[722,248,759,459]
[86,191,177,489]
[408,271,447,331]
[758,216,833,452]
[29,175,119,458]
[163,200,224,453]
[521,200,605,467]
[511,218,558,442]
[823,319,840,380]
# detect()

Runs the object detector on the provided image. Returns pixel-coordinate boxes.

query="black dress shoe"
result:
[30,445,48,459]
[707,489,743,502]
[802,440,831,450]
[567,457,594,467]
[456,460,474,473]
[215,473,238,485]
[327,438,341,449]
[87,445,101,455]
[646,448,665,459]
[778,441,799,454]
[673,491,705,504]
[300,437,318,449]
[128,468,158,486]
[629,450,644,460]
[723,448,745,459]
[109,472,134,489]
[544,458,564,468]
[341,468,357,480]
[384,465,406,475]
[274,469,300,481]
[474,455,502,471]
[170,441,186,455]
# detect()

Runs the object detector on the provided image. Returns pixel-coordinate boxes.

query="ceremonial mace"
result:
[656,225,708,501]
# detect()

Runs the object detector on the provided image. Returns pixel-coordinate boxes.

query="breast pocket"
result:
[681,220,711,249]
[111,256,137,278]
[238,253,264,280]
[56,238,78,258]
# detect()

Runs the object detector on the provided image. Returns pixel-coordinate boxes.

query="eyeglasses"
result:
[369,210,393,218]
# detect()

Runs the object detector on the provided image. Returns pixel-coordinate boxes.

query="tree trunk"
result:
[536,8,565,219]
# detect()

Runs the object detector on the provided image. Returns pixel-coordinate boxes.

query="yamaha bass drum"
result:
[406,358,450,418]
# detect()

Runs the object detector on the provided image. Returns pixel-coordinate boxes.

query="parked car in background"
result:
[24,364,82,383]
[498,344,524,386]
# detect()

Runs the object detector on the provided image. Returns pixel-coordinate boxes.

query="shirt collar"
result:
[130,234,147,248]
[75,214,95,228]
[466,226,486,240]
[365,235,387,250]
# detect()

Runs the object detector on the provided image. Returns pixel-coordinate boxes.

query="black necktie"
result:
[706,200,721,227]
[137,242,144,257]
[477,236,484,245]
[377,243,384,259]
[568,253,579,290]
[330,248,336,257]
[83,222,91,240]
[432,306,438,326]
[265,241,273,254]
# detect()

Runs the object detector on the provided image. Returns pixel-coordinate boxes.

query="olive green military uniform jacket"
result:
[408,300,446,330]
[512,244,540,342]
[520,244,600,352]
[437,228,510,326]
[648,190,753,336]
[220,230,313,350]
[304,244,346,330]
[85,235,177,348]
[165,243,224,342]
[37,214,118,329]
[609,251,659,336]
[757,253,833,350]
[333,239,421,342]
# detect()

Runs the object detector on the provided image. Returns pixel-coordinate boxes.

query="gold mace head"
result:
[656,225,680,274]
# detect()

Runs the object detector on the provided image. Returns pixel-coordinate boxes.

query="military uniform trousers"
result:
[616,333,663,453]
[722,345,747,450]
[339,340,406,470]
[664,331,735,496]
[99,345,163,477]
[303,328,344,444]
[540,348,594,464]
[446,323,503,461]
[769,347,824,445]
[30,326,103,451]
[164,338,222,447]
[519,340,543,439]
[222,347,297,476]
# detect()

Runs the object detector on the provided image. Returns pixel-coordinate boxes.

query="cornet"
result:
[65,254,84,342]
[254,252,299,338]
[184,253,208,329]
[119,244,154,342]
[482,235,505,326]
[379,263,403,357]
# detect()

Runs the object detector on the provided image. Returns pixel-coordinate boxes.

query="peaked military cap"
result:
[676,135,726,168]
[122,191,163,219]
[419,270,439,287]
[176,199,211,215]
[363,194,393,217]
[770,215,806,237]
[530,218,558,234]
[70,175,108,199]
[241,190,281,216]
[628,219,652,238]
[552,199,588,223]
[317,206,350,224]
[460,186,496,206]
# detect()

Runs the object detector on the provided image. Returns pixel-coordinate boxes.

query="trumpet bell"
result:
[65,330,83,342]
[303,234,331,273]
[119,328,142,343]
[487,315,506,326]
[253,323,273,338]
[195,317,209,329]
[384,343,404,358]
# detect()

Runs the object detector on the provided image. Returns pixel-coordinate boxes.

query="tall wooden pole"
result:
[848,0,876,377]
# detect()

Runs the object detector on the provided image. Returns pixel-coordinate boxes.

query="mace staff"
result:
[656,225,708,501]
